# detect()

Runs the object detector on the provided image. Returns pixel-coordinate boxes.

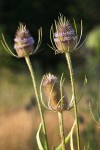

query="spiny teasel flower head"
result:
[42,73,68,112]
[50,14,83,54]
[14,23,34,57]
[1,22,42,58]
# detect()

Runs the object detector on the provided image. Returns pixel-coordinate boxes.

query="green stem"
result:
[58,112,66,150]
[25,56,49,150]
[65,52,81,150]
[56,120,76,150]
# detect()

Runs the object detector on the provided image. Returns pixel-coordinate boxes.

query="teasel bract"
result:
[1,22,42,58]
[50,14,83,54]
[41,73,68,112]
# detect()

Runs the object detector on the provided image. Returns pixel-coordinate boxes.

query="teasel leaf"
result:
[70,124,74,150]
[55,120,76,150]
[36,122,46,150]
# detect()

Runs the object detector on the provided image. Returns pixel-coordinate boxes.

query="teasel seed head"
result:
[42,73,68,112]
[50,14,83,54]
[14,23,34,57]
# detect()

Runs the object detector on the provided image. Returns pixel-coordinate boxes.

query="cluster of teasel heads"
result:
[1,14,83,112]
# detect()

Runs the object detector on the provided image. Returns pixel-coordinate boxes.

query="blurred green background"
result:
[0,0,100,150]
[0,0,100,75]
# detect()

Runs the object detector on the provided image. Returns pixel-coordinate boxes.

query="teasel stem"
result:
[58,74,66,150]
[58,112,66,150]
[65,52,81,150]
[25,56,49,150]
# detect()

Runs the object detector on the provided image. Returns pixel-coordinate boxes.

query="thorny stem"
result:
[25,56,49,150]
[65,52,81,150]
[58,112,66,150]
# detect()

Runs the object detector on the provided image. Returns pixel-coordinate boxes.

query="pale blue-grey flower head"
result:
[54,15,77,53]
[14,23,34,57]
[50,14,79,54]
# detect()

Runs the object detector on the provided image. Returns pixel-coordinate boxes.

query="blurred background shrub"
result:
[0,0,100,149]
[0,0,100,76]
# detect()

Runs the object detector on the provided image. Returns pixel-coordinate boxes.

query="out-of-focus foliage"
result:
[86,26,100,58]
[86,26,100,79]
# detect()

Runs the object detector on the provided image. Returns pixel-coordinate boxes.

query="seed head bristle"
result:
[18,23,26,32]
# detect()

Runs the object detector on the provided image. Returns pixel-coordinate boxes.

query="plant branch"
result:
[58,112,66,150]
[65,52,81,150]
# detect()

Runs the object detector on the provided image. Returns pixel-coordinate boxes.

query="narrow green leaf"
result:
[56,120,76,150]
[70,126,74,150]
[36,123,45,150]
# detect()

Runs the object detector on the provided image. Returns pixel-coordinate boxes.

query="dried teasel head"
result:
[42,73,68,112]
[14,23,34,57]
[50,14,83,54]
